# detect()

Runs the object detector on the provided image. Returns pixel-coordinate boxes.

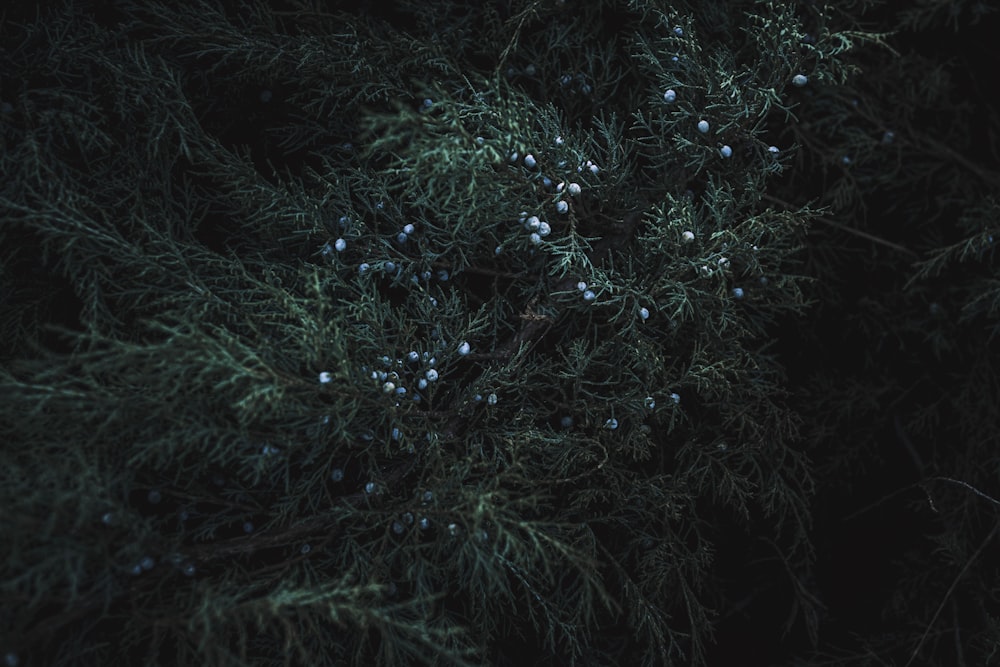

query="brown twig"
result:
[762,193,919,258]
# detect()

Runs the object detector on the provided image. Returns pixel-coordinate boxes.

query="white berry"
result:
[556,200,568,213]
[697,120,709,133]
[663,89,676,103]
[792,74,808,87]
[523,153,536,168]
[334,238,346,252]
[567,182,581,196]
[319,371,333,384]
[682,230,695,242]
[720,145,732,158]
[458,341,471,355]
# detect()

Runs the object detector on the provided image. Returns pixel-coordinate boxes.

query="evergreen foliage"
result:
[1,1,997,665]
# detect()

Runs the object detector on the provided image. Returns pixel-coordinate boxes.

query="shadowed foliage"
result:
[1,1,997,665]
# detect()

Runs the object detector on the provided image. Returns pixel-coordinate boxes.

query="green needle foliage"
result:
[1,1,997,666]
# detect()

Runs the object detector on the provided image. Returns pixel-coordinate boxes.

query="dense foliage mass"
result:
[1,1,997,665]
